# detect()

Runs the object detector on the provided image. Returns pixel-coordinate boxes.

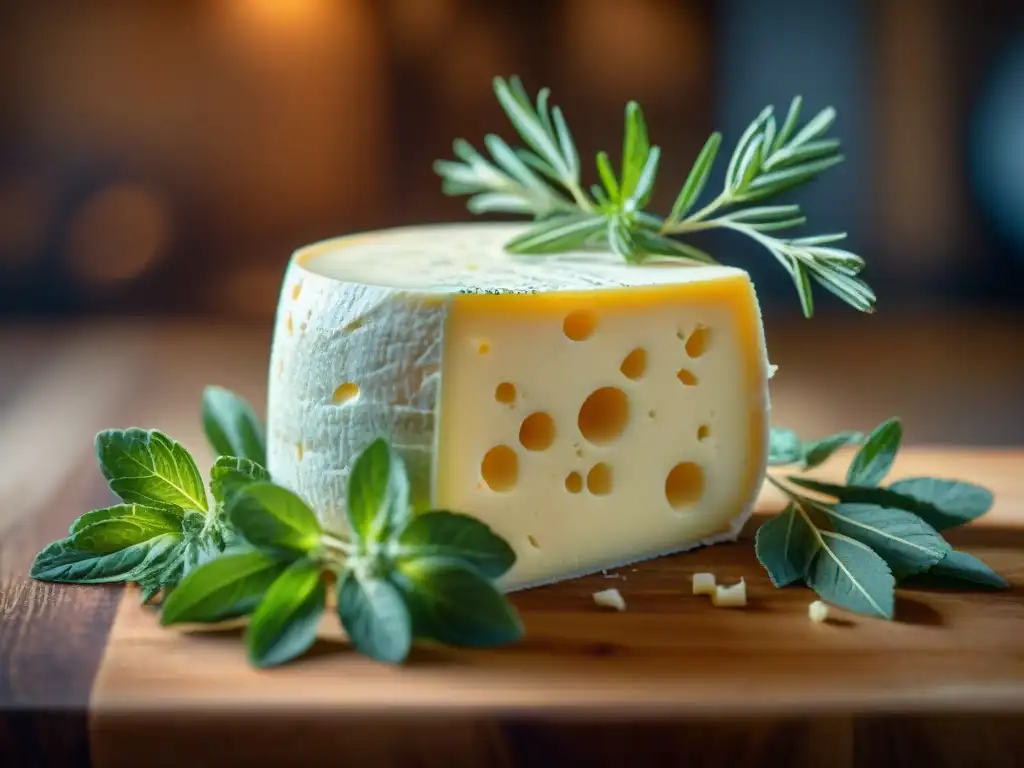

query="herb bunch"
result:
[31,387,522,667]
[759,418,1007,619]
[434,75,873,318]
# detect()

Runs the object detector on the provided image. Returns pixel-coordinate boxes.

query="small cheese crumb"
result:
[593,588,626,611]
[809,600,830,623]
[768,363,779,379]
[711,578,747,608]
[692,572,717,595]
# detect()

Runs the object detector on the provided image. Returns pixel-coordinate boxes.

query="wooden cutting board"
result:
[2,321,1023,768]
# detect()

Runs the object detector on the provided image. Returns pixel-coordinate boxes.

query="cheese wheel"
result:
[266,223,771,591]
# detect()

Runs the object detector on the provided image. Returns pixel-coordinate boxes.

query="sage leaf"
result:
[823,503,949,579]
[396,557,523,647]
[227,482,322,555]
[210,456,270,504]
[347,439,410,546]
[246,559,326,668]
[70,505,185,553]
[846,417,901,487]
[201,386,266,466]
[69,503,183,537]
[337,570,412,664]
[887,478,994,530]
[802,430,863,470]
[806,531,895,619]
[768,428,803,466]
[161,549,289,625]
[788,477,991,532]
[96,429,208,513]
[916,550,1009,590]
[395,511,516,579]
[754,504,817,587]
[30,534,179,584]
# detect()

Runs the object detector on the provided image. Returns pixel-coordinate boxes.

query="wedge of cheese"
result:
[266,223,771,591]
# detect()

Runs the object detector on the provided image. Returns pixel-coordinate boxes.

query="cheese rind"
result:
[266,223,771,591]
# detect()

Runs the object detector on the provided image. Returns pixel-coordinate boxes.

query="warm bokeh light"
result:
[66,183,172,284]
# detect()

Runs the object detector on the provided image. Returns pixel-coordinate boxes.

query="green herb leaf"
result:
[768,427,804,466]
[916,550,1009,590]
[846,418,902,487]
[227,482,322,555]
[396,511,516,579]
[801,430,864,470]
[68,504,184,553]
[96,429,208,513]
[246,559,326,668]
[823,503,949,579]
[336,570,412,664]
[886,478,994,530]
[30,534,179,584]
[806,530,895,619]
[201,386,266,466]
[396,557,523,648]
[346,438,410,546]
[668,132,721,224]
[210,456,270,504]
[69,503,183,537]
[504,214,606,254]
[787,476,990,533]
[754,503,817,587]
[160,549,290,626]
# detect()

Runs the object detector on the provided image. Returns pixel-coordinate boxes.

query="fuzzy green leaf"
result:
[887,478,994,530]
[768,428,804,466]
[337,570,412,664]
[246,559,326,668]
[846,418,902,487]
[824,503,949,579]
[806,530,895,619]
[160,549,290,626]
[30,534,179,584]
[227,482,322,555]
[96,429,208,513]
[396,511,516,579]
[755,504,817,587]
[210,456,270,504]
[201,386,266,466]
[915,550,1009,590]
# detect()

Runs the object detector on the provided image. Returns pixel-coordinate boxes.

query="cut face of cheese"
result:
[266,223,771,591]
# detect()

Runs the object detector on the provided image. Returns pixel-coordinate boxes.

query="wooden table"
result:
[1,315,1023,767]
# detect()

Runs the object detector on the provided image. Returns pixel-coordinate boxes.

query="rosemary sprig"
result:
[434,75,874,317]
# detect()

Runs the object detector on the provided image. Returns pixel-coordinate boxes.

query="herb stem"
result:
[661,195,732,233]
[322,532,354,556]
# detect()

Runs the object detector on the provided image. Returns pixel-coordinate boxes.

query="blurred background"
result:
[2,0,1024,319]
[0,0,1022,444]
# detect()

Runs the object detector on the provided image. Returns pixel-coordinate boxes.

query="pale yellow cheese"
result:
[692,572,717,595]
[592,588,627,611]
[711,579,747,608]
[265,222,771,591]
[809,600,830,623]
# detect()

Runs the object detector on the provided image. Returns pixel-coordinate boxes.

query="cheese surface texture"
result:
[266,223,771,591]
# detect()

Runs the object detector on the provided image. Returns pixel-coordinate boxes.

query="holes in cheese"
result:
[286,313,294,336]
[677,369,699,386]
[292,280,302,300]
[586,463,612,495]
[665,461,704,509]
[332,382,359,404]
[519,412,555,451]
[296,442,304,461]
[697,424,711,441]
[477,340,491,355]
[620,347,647,380]
[563,309,597,341]
[527,535,540,549]
[495,382,516,405]
[565,471,583,493]
[342,317,364,333]
[578,387,629,445]
[685,325,711,357]
[481,445,518,491]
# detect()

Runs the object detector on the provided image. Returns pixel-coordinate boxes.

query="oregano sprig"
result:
[30,386,523,668]
[434,75,874,317]
[758,417,1008,619]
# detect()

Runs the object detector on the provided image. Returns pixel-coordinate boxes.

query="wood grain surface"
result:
[1,316,1023,768]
